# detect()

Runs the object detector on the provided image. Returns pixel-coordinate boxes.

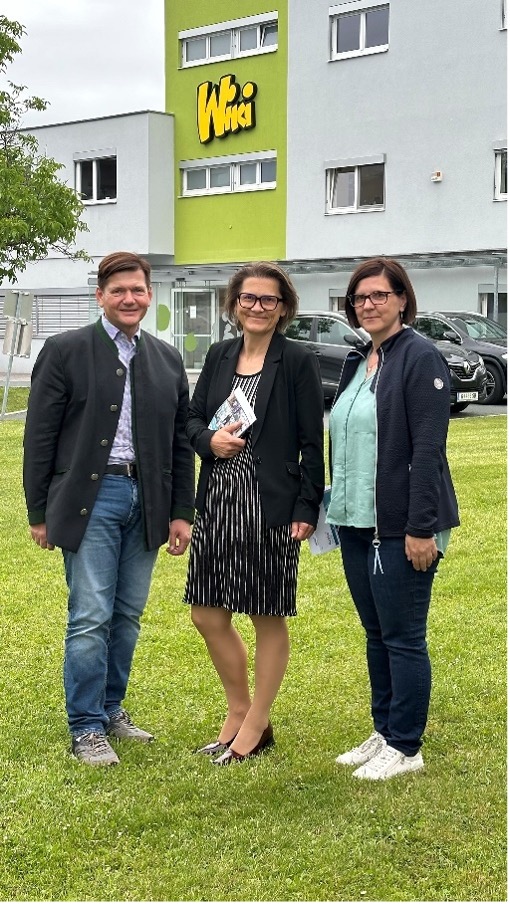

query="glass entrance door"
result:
[171,287,216,369]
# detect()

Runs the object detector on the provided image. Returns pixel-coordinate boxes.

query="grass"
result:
[0,416,506,902]
[0,386,29,413]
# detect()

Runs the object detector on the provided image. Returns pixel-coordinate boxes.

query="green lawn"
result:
[0,417,506,902]
[0,386,29,413]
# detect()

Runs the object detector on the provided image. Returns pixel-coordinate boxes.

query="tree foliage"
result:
[0,15,89,283]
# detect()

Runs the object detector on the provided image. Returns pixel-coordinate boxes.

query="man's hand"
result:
[210,422,246,459]
[405,534,438,572]
[30,523,55,551]
[291,521,315,542]
[166,519,191,556]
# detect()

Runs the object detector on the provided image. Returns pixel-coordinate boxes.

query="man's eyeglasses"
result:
[238,293,282,311]
[347,291,399,309]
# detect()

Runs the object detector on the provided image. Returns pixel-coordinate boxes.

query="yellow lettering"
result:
[228,104,238,132]
[197,76,258,143]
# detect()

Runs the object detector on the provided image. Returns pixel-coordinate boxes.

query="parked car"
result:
[284,311,368,400]
[285,310,487,412]
[428,338,487,412]
[413,312,507,404]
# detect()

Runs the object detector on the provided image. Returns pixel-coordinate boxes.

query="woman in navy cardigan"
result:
[329,258,459,780]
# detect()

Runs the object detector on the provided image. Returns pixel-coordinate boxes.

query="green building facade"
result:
[166,1,288,266]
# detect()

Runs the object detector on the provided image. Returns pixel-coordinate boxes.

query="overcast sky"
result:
[1,0,165,126]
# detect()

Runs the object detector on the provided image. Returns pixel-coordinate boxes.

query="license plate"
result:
[457,391,478,402]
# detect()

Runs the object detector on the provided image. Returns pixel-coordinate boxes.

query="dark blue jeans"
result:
[62,476,158,736]
[339,527,439,756]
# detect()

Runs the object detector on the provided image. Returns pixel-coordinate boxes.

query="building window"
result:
[330,4,389,60]
[182,154,276,196]
[326,162,385,213]
[75,156,117,204]
[494,150,507,200]
[501,0,507,29]
[180,13,278,67]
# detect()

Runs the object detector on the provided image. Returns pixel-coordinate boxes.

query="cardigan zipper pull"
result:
[372,533,384,574]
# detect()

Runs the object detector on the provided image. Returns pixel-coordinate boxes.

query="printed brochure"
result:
[308,486,341,555]
[208,386,257,437]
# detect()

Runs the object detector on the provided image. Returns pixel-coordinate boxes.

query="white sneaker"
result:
[352,744,424,780]
[335,731,386,766]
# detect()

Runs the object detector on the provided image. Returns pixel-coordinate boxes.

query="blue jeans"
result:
[62,476,158,736]
[339,527,439,756]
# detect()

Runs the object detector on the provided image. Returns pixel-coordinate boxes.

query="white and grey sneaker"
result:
[352,744,424,780]
[335,731,386,766]
[107,709,154,743]
[72,731,120,766]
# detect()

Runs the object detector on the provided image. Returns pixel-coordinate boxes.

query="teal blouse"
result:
[327,358,450,554]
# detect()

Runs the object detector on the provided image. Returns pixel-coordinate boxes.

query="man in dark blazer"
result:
[23,251,195,766]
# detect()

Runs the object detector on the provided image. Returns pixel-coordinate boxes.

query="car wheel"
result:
[451,402,469,413]
[480,362,504,405]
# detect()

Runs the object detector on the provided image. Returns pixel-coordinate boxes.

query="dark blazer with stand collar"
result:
[186,331,325,528]
[23,319,195,552]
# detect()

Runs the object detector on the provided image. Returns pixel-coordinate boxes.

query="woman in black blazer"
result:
[184,262,324,764]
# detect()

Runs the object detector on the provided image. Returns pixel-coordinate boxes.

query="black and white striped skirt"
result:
[184,375,300,617]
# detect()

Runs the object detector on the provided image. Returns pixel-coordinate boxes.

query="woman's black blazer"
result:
[186,331,325,528]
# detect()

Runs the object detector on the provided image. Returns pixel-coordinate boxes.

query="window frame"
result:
[329,3,390,61]
[325,158,385,214]
[501,0,507,29]
[74,154,117,205]
[180,12,278,68]
[181,153,277,197]
[494,149,507,200]
[284,316,314,342]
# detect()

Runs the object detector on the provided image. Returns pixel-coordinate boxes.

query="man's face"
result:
[96,268,152,338]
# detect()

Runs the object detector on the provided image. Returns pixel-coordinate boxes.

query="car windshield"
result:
[449,315,507,341]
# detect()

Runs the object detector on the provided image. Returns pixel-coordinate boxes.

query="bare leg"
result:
[191,605,251,742]
[231,615,290,756]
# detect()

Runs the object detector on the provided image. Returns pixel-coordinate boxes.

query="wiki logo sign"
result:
[197,74,257,144]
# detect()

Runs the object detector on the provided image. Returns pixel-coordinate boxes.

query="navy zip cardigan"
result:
[330,327,459,539]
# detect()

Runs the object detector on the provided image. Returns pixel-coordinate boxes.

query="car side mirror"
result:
[443,330,462,344]
[344,334,365,349]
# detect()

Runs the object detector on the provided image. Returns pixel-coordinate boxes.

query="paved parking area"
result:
[1,375,506,423]
[323,400,506,427]
[450,401,506,418]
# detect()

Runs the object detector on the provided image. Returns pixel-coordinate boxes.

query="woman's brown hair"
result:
[344,257,417,329]
[224,261,299,333]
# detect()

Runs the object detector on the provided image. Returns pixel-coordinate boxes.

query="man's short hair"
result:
[97,252,151,290]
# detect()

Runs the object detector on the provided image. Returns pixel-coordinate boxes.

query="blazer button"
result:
[116,368,124,376]
[110,404,118,412]
[91,473,99,480]
[100,439,108,446]
[80,508,88,516]
[255,456,262,464]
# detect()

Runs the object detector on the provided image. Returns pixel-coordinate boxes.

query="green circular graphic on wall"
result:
[157,304,171,332]
[184,333,198,352]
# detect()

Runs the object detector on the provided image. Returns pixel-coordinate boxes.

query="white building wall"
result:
[293,265,501,312]
[2,111,175,294]
[287,0,507,259]
[147,115,175,254]
[1,112,175,373]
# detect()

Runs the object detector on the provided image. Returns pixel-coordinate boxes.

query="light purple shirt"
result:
[102,314,140,464]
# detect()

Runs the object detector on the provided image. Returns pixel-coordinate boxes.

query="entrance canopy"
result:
[150,248,507,283]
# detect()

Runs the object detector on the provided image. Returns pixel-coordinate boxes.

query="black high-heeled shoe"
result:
[194,736,237,756]
[212,724,274,765]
